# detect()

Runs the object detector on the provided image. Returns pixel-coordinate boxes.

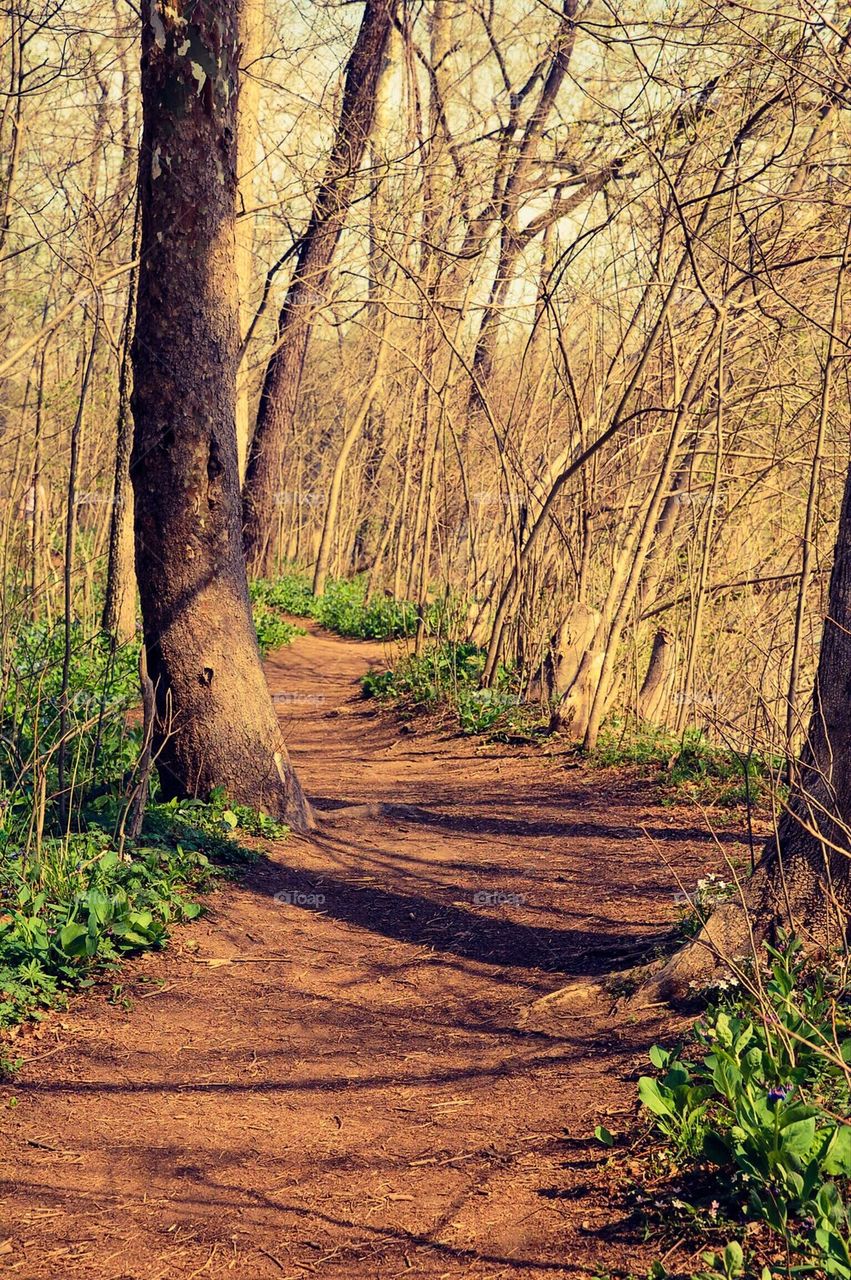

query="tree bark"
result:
[234,0,264,483]
[785,220,849,762]
[638,628,676,725]
[102,204,140,644]
[242,0,394,576]
[528,602,600,706]
[312,339,388,597]
[130,0,312,829]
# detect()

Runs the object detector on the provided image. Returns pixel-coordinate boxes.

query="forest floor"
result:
[0,622,758,1279]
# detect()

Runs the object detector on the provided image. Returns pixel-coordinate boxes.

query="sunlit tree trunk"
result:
[637,628,676,725]
[234,0,263,483]
[313,341,388,596]
[785,222,850,765]
[131,0,311,828]
[102,207,140,644]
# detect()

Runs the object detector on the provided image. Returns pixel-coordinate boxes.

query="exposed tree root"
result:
[629,828,851,1007]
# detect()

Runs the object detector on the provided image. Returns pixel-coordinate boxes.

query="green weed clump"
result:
[677,872,739,939]
[251,571,423,640]
[362,641,529,737]
[593,722,777,809]
[633,938,851,1280]
[250,597,306,656]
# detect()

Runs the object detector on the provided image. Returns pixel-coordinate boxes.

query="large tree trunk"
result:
[527,601,600,709]
[242,0,394,576]
[234,0,264,483]
[641,456,851,1004]
[130,0,312,829]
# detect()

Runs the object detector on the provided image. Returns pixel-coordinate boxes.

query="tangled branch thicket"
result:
[1,0,850,765]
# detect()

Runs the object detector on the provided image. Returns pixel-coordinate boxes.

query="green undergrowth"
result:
[361,641,534,737]
[4,621,142,805]
[250,570,433,641]
[0,616,291,1037]
[252,598,306,656]
[618,938,851,1280]
[0,794,284,1033]
[592,722,779,811]
[359,642,778,809]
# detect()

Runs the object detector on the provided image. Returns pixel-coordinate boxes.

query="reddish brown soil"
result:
[0,624,755,1278]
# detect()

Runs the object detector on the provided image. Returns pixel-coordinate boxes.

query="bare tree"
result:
[242,0,395,575]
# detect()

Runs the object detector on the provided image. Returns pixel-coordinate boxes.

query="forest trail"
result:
[1,624,751,1279]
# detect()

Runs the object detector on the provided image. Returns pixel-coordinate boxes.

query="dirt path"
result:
[1,625,752,1279]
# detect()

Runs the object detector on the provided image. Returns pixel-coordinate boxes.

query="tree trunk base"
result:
[628,836,851,1008]
[626,901,757,1008]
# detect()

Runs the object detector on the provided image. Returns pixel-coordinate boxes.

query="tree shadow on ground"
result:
[245,848,675,977]
[310,795,748,845]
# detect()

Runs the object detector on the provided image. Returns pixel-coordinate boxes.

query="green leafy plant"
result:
[1,622,142,827]
[250,598,305,656]
[144,785,288,848]
[637,938,851,1279]
[0,835,212,1026]
[693,1240,746,1280]
[362,641,529,737]
[638,1044,714,1157]
[250,571,424,640]
[679,873,739,939]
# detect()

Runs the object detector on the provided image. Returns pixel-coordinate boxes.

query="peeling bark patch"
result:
[149,0,166,49]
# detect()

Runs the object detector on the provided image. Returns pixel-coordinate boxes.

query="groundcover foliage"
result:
[635,938,851,1279]
[0,616,293,1033]
[250,570,422,640]
[362,641,527,736]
